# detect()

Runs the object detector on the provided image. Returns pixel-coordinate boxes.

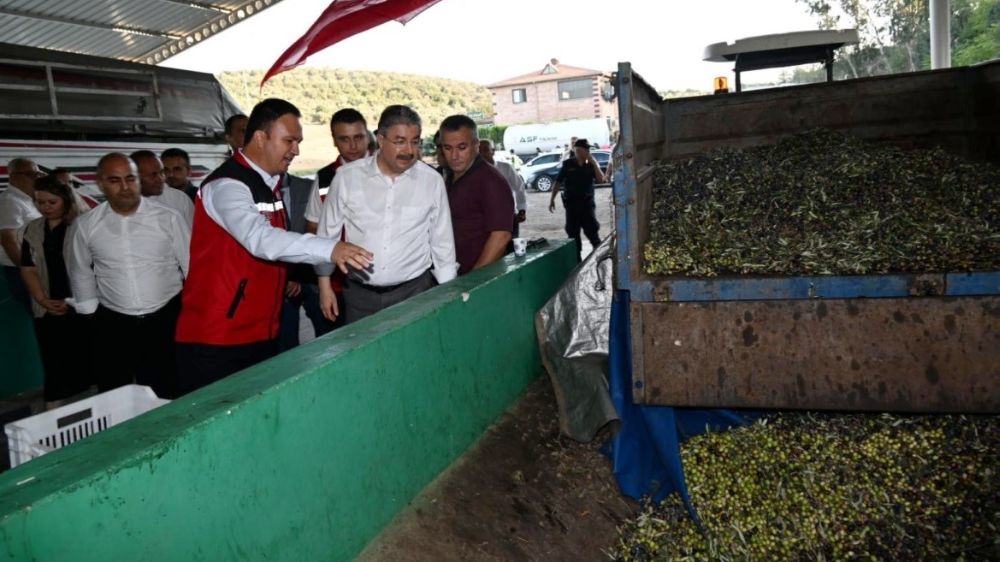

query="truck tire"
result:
[534,175,553,192]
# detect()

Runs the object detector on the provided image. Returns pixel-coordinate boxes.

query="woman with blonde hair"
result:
[20,175,92,409]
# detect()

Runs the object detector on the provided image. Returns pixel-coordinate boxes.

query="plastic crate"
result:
[4,385,169,468]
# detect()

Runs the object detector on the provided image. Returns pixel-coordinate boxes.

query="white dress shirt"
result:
[315,154,459,286]
[149,187,194,228]
[304,157,345,225]
[66,198,190,315]
[494,160,527,212]
[0,186,42,267]
[199,152,336,265]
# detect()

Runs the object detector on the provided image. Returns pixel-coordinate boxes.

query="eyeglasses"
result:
[11,170,42,177]
[388,139,421,148]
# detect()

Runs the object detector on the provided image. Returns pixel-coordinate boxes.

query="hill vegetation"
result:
[218,67,492,131]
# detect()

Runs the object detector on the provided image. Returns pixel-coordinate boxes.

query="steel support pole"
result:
[930,0,951,69]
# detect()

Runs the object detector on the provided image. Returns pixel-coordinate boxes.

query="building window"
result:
[558,78,592,101]
[512,88,527,104]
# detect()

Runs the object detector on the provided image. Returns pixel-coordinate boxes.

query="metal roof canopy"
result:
[704,29,860,92]
[0,0,286,66]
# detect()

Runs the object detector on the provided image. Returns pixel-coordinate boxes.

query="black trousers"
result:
[94,294,181,399]
[176,338,278,396]
[342,270,435,324]
[564,196,601,260]
[35,312,93,401]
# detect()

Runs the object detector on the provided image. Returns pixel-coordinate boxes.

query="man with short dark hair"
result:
[161,147,198,200]
[130,150,194,227]
[315,105,458,324]
[224,114,249,155]
[304,108,370,235]
[66,153,190,397]
[175,98,368,392]
[439,115,514,274]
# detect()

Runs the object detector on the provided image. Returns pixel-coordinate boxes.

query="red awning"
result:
[262,0,441,85]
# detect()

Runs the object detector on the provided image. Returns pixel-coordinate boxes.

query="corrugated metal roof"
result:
[0,0,286,65]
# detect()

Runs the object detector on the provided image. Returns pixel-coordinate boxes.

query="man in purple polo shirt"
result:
[438,115,514,275]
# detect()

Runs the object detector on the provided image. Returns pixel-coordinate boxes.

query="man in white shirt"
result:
[1,158,43,309]
[175,98,369,393]
[316,104,458,324]
[130,150,194,228]
[479,139,527,240]
[66,153,190,398]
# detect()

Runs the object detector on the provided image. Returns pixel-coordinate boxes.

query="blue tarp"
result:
[606,289,755,517]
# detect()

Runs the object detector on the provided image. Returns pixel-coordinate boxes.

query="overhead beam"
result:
[0,6,177,39]
[158,0,231,14]
[136,0,285,64]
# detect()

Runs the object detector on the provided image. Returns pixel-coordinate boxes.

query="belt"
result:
[354,270,429,294]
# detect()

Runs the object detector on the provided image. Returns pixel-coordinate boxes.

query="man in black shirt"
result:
[548,138,605,260]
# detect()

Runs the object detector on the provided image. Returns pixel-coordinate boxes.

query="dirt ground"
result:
[519,187,615,259]
[356,377,636,562]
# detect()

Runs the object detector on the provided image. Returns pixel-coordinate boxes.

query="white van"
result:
[503,118,613,159]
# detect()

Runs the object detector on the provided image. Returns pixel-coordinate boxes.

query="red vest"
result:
[176,155,288,346]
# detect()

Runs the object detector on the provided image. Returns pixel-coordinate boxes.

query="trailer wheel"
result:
[534,175,553,192]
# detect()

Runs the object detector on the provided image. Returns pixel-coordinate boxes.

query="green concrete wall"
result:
[0,241,576,562]
[0,273,43,398]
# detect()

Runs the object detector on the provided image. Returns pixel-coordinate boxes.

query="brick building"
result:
[487,59,618,127]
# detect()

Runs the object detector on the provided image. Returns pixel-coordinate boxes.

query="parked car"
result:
[519,150,563,185]
[528,150,612,192]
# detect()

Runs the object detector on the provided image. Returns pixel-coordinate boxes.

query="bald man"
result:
[66,153,190,398]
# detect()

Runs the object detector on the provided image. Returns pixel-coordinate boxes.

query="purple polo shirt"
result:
[446,157,515,275]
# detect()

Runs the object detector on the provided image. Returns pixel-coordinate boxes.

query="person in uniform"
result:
[548,138,606,261]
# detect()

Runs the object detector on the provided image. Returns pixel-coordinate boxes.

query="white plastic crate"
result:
[4,384,169,468]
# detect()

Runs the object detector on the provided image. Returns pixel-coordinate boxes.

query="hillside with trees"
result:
[218,67,492,130]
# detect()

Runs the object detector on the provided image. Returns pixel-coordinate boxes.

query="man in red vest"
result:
[175,98,371,394]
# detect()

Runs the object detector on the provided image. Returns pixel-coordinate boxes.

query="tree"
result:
[217,67,493,131]
[793,0,999,81]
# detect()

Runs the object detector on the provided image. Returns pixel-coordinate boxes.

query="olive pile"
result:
[644,130,1000,277]
[611,413,999,561]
